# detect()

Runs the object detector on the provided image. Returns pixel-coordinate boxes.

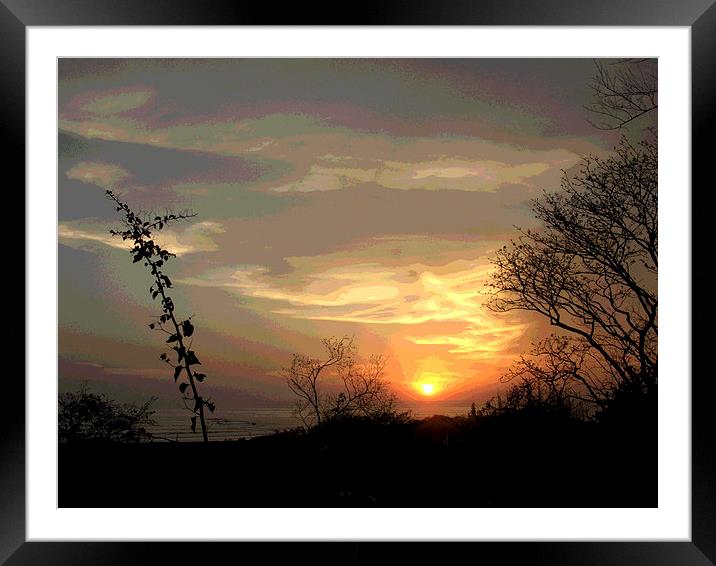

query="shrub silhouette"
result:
[106,190,214,441]
[59,384,156,443]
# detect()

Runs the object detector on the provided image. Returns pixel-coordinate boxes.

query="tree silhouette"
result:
[488,135,657,408]
[283,336,400,428]
[106,190,214,441]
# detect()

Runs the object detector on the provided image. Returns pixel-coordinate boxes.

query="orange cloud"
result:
[180,249,529,363]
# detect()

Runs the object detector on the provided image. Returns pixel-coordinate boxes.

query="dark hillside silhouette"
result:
[58,401,655,507]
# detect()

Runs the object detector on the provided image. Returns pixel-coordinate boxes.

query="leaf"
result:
[179,382,189,393]
[166,334,179,343]
[173,365,183,381]
[159,353,168,361]
[185,351,201,366]
[162,297,175,312]
[206,402,215,413]
[190,416,197,433]
[182,320,194,337]
[173,346,185,362]
[148,323,155,330]
[194,372,205,382]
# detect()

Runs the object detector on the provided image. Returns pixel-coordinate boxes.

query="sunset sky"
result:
[58,58,623,408]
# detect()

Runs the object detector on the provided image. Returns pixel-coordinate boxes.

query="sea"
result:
[147,401,472,442]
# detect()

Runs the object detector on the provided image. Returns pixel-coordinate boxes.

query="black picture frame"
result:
[5,1,712,563]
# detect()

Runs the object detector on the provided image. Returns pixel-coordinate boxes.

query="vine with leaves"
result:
[106,190,214,442]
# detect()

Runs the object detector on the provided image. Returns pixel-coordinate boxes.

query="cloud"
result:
[410,160,550,184]
[66,161,130,188]
[79,89,154,115]
[59,221,225,256]
[246,140,274,152]
[271,165,377,192]
[59,108,585,195]
[270,157,561,193]
[180,250,529,361]
[58,225,129,251]
[264,140,578,193]
[379,158,553,192]
[406,321,528,361]
[58,114,276,155]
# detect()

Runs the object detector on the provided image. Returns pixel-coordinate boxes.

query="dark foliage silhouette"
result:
[479,366,586,421]
[59,384,156,443]
[106,190,215,441]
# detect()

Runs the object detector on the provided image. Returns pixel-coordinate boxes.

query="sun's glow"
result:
[409,362,455,398]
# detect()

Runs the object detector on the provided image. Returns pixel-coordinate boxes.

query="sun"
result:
[421,383,435,396]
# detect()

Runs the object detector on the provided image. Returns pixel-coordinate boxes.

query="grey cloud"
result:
[59,58,607,141]
[187,182,539,276]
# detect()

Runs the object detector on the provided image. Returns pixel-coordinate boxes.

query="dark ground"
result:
[59,412,656,508]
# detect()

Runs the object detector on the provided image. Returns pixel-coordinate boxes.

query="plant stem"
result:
[149,258,209,442]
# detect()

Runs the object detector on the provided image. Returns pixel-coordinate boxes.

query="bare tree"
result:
[488,134,657,408]
[584,59,657,130]
[284,336,399,428]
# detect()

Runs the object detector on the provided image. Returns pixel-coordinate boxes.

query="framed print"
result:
[6,1,713,564]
